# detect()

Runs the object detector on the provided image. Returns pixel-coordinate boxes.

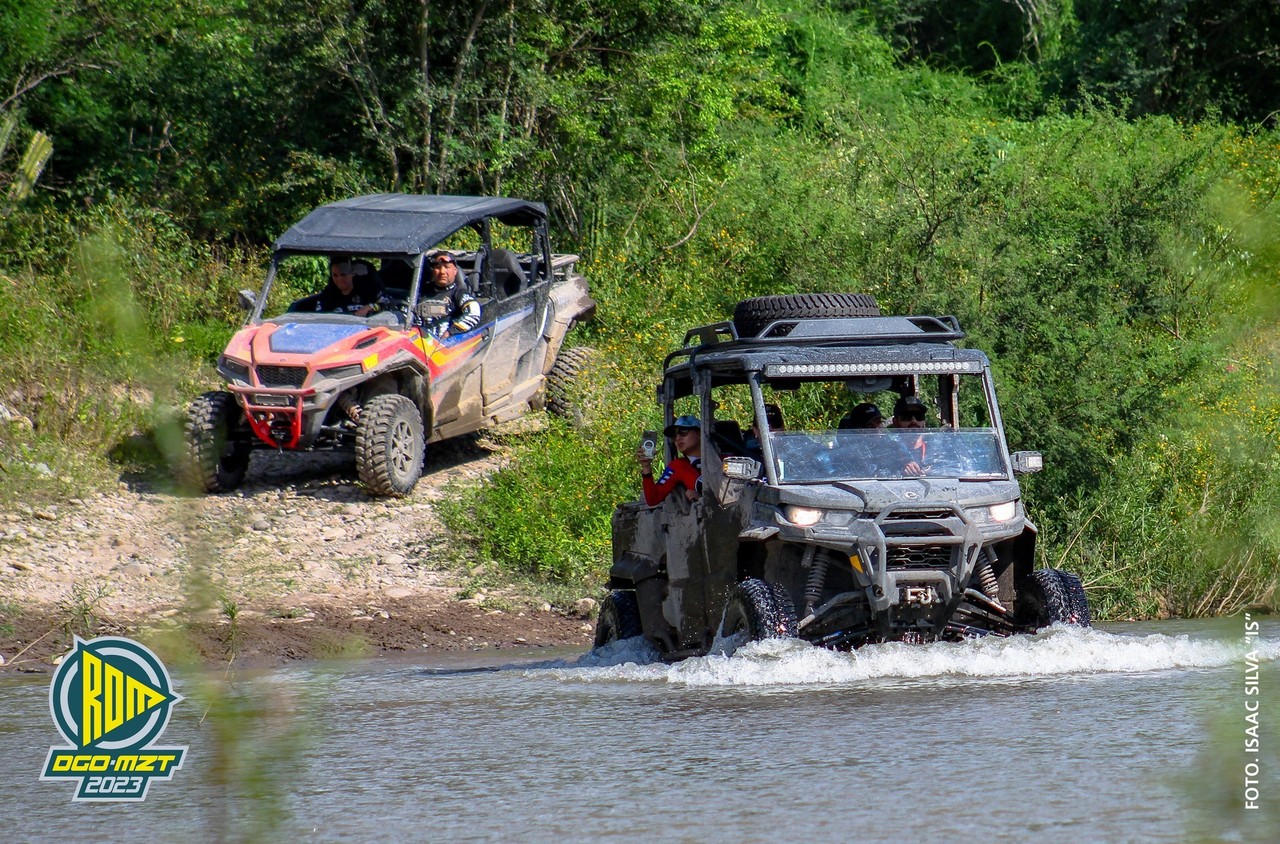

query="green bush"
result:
[438,367,653,584]
[0,198,259,498]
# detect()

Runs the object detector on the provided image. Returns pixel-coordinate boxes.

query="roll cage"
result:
[246,194,558,325]
[655,315,1015,485]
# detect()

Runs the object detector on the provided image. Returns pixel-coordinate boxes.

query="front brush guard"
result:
[857,501,983,613]
[799,502,984,624]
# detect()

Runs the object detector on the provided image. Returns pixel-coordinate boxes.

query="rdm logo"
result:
[40,636,186,801]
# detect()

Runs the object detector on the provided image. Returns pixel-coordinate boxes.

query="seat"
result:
[380,258,415,289]
[489,248,528,296]
[287,293,323,313]
[711,419,747,456]
[351,259,381,287]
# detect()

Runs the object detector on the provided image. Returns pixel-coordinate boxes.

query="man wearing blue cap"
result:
[636,414,703,505]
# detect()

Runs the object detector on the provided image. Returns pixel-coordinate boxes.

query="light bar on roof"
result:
[764,361,983,377]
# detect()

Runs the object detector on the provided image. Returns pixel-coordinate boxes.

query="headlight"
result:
[318,364,363,380]
[965,501,1019,524]
[783,505,824,527]
[988,501,1018,522]
[218,355,251,382]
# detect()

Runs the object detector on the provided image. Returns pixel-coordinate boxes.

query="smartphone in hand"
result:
[640,430,658,460]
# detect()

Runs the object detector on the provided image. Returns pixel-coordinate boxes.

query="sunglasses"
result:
[900,408,926,421]
[674,427,698,436]
[433,257,455,266]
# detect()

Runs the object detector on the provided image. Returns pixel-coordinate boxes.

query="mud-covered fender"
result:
[542,275,596,368]
[610,550,677,650]
[361,367,432,430]
[401,369,431,429]
[610,551,662,587]
[998,520,1038,607]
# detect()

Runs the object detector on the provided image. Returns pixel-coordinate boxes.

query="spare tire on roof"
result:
[733,293,880,337]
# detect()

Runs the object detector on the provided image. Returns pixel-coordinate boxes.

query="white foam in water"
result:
[543,625,1280,687]
[569,635,664,668]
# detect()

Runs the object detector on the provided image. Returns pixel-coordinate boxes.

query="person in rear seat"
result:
[743,402,784,456]
[636,415,703,505]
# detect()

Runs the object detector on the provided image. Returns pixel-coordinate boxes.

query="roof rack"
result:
[681,321,738,347]
[663,314,965,372]
[660,321,734,370]
[751,315,964,342]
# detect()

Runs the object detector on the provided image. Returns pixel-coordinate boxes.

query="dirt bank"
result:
[0,434,595,672]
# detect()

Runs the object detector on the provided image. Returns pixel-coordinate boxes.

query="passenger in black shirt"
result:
[837,400,925,477]
[315,258,384,316]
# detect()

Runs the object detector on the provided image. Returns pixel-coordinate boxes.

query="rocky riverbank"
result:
[0,436,596,672]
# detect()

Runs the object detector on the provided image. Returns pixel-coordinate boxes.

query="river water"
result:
[2,618,1277,842]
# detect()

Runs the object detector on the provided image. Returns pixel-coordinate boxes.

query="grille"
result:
[886,544,953,569]
[257,365,308,388]
[885,509,954,520]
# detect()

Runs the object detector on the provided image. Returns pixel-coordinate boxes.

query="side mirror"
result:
[415,298,452,321]
[1011,451,1043,474]
[237,289,257,311]
[722,456,761,481]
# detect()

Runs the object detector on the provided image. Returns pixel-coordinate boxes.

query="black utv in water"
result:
[597,294,1090,658]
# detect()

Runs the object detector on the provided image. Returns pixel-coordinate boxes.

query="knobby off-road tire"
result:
[733,293,881,338]
[719,578,800,641]
[546,345,595,423]
[594,591,643,647]
[1024,568,1092,629]
[355,393,425,497]
[182,391,251,493]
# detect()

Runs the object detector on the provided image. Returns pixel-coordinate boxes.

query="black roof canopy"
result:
[272,194,548,256]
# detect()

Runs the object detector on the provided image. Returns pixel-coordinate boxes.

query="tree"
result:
[1056,0,1280,123]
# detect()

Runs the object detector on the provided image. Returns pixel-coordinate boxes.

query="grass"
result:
[218,593,242,658]
[56,581,113,638]
[0,600,18,637]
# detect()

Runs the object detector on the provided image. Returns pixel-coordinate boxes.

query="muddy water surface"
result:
[2,618,1277,842]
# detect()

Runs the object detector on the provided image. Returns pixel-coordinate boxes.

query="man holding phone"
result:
[636,415,702,505]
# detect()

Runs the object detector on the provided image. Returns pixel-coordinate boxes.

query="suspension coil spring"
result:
[337,393,362,422]
[975,552,1000,600]
[803,545,826,615]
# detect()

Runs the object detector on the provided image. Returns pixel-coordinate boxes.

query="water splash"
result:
[543,624,1280,687]
[554,635,663,669]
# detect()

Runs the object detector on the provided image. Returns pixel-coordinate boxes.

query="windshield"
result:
[770,429,1006,482]
[700,369,1009,481]
[258,254,430,319]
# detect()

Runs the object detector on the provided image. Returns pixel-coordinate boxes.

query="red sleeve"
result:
[643,458,701,506]
[643,470,675,506]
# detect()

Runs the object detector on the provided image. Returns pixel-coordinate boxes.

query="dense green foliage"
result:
[858,0,1280,124]
[1,0,1276,618]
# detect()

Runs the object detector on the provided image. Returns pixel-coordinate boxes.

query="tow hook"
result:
[901,586,938,605]
[268,414,291,443]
